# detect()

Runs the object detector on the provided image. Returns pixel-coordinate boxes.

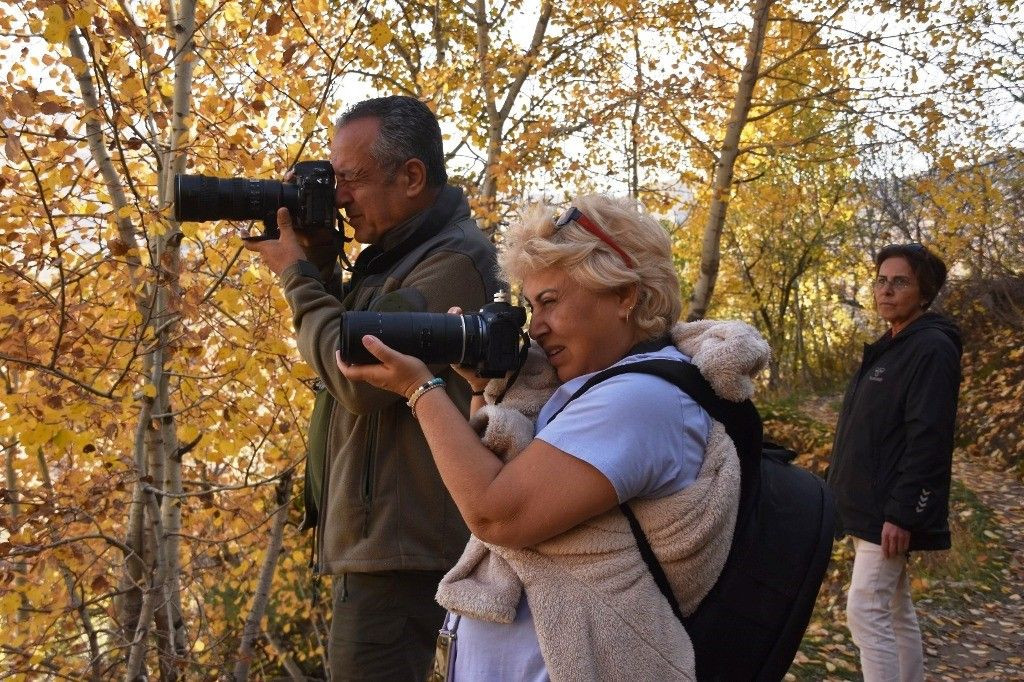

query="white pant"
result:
[846,538,924,682]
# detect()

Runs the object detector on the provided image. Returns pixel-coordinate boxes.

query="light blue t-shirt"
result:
[452,346,711,680]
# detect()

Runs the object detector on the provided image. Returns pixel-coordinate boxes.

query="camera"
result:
[173,160,337,239]
[339,293,529,378]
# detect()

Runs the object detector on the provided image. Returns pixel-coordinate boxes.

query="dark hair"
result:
[875,243,948,308]
[336,96,447,188]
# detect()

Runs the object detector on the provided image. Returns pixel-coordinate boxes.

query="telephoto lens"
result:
[173,175,297,224]
[339,312,479,367]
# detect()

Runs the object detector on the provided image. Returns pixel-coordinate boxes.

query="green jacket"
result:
[281,186,500,574]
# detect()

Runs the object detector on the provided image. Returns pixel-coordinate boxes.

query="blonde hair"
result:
[500,194,682,337]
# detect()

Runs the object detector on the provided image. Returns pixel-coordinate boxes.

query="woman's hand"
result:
[447,306,491,393]
[336,336,435,400]
[880,521,911,559]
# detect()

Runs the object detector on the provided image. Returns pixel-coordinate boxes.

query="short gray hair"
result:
[336,96,447,187]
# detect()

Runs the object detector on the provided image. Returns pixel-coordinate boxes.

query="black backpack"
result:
[552,358,837,681]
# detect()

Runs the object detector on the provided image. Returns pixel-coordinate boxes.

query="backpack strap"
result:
[547,359,762,511]
[621,501,686,623]
[545,358,764,627]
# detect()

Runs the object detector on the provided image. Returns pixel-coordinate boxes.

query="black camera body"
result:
[339,295,528,378]
[173,160,336,239]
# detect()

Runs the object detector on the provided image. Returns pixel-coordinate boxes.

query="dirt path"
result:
[789,453,1024,681]
[922,458,1024,681]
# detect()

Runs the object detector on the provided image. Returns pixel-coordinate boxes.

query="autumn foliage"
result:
[1,0,1021,678]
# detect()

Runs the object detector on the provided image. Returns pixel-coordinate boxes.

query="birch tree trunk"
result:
[67,26,153,648]
[125,490,175,681]
[67,0,197,668]
[473,0,551,235]
[232,471,294,681]
[153,0,198,668]
[687,0,774,321]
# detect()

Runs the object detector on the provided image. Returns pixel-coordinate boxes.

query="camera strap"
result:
[337,210,354,272]
[491,331,532,406]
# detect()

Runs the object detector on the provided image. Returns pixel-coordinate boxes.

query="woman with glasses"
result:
[827,243,962,682]
[336,194,768,680]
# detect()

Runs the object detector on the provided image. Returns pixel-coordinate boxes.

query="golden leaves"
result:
[369,21,392,48]
[63,55,88,76]
[120,75,144,100]
[222,2,242,23]
[42,5,70,44]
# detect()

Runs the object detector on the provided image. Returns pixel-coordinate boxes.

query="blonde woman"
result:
[337,195,768,680]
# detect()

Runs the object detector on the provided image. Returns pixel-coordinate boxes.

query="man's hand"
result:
[881,521,911,559]
[242,207,306,275]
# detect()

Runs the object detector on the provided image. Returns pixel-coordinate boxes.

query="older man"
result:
[245,96,500,681]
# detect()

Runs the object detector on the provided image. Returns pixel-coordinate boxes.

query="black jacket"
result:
[827,312,962,551]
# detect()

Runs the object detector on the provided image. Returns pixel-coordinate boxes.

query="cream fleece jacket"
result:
[435,320,770,681]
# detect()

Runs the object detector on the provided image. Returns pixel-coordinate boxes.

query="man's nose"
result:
[335,184,352,207]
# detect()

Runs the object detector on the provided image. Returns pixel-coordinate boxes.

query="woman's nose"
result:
[528,313,545,339]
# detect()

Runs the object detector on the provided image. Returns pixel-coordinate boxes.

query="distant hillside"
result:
[946,276,1024,480]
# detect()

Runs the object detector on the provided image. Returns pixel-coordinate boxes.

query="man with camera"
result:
[243,96,500,680]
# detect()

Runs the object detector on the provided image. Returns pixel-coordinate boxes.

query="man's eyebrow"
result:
[335,166,365,178]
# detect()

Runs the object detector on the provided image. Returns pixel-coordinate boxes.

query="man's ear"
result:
[402,158,428,198]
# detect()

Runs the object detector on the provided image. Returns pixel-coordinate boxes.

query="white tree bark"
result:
[473,0,552,234]
[232,471,294,681]
[687,0,775,321]
[125,490,174,681]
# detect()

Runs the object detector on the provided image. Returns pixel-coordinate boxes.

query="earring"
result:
[626,305,635,323]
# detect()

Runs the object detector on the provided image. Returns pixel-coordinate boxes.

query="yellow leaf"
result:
[122,76,143,99]
[369,21,392,49]
[223,2,242,23]
[74,8,93,29]
[52,429,73,449]
[142,384,157,398]
[43,5,70,44]
[179,425,200,443]
[64,56,88,76]
[0,592,20,617]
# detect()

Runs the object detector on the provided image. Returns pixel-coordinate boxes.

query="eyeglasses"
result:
[873,275,914,291]
[554,207,635,268]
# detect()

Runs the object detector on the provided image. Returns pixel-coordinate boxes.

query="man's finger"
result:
[241,236,266,252]
[277,207,296,235]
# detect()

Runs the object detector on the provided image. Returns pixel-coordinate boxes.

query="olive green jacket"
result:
[281,186,500,574]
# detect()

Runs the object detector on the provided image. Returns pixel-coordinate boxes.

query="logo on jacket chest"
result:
[869,366,886,382]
